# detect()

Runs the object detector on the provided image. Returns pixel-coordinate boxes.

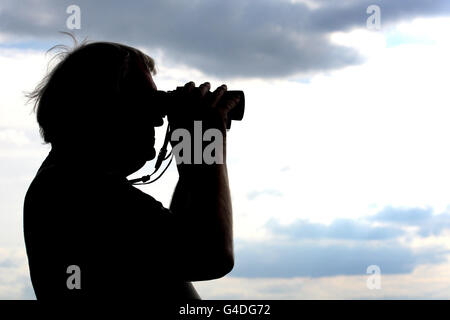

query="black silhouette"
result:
[24,41,238,300]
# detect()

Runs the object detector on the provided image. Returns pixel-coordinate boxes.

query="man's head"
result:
[28,40,163,175]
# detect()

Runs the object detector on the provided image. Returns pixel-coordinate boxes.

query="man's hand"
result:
[167,81,240,173]
[168,81,241,135]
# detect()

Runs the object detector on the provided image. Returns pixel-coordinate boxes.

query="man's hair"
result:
[27,35,157,146]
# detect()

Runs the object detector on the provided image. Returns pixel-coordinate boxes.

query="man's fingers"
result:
[199,82,211,97]
[183,81,195,93]
[211,84,227,108]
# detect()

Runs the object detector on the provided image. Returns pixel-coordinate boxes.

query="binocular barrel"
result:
[155,90,245,129]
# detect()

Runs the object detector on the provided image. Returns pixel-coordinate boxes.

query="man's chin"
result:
[145,148,156,161]
[124,148,156,175]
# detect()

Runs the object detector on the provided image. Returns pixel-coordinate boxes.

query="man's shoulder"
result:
[25,158,171,219]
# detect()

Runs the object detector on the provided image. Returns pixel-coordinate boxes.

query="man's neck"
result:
[45,146,128,179]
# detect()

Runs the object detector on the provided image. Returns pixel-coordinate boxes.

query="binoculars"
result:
[153,89,245,129]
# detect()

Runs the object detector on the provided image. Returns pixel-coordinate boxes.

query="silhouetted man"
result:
[24,41,239,301]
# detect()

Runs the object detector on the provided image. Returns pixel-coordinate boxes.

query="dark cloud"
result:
[239,206,450,278]
[0,257,17,268]
[0,249,35,299]
[265,206,450,241]
[371,206,450,237]
[230,239,448,278]
[1,0,449,77]
[370,206,433,224]
[266,217,405,240]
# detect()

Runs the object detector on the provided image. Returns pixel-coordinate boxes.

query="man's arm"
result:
[168,82,237,281]
[170,162,234,281]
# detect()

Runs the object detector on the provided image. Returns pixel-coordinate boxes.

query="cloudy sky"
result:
[1,0,450,299]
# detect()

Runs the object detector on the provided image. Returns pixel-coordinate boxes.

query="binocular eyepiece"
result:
[153,89,245,129]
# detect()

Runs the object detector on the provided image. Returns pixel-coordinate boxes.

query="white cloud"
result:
[0,48,48,128]
[218,18,450,233]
